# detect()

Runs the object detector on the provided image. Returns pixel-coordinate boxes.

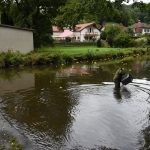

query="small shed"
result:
[0,24,34,53]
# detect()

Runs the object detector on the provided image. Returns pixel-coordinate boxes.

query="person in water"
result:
[113,68,125,89]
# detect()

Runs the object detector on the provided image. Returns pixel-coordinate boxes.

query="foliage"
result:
[1,0,150,48]
[113,32,133,47]
[0,50,23,67]
[54,0,150,29]
[125,27,134,37]
[0,47,148,68]
[100,31,107,40]
[96,38,102,47]
[0,0,66,48]
[54,0,85,30]
[146,35,150,46]
[134,37,147,47]
[65,37,71,43]
[86,50,95,61]
[0,135,22,150]
[104,23,121,47]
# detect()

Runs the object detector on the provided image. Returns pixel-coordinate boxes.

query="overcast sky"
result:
[111,0,150,4]
[124,0,150,4]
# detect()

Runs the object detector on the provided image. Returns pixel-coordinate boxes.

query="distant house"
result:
[52,22,101,42]
[0,24,34,53]
[52,26,64,40]
[131,20,150,36]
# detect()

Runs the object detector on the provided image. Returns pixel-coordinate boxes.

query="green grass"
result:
[0,46,149,68]
[37,46,133,56]
[36,46,146,56]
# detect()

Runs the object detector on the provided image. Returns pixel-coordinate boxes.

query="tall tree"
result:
[0,0,66,47]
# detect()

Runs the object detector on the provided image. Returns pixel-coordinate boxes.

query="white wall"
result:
[52,32,63,39]
[142,28,150,35]
[80,27,100,42]
[0,25,34,53]
[74,32,81,41]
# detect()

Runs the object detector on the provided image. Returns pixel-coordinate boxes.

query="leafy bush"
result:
[51,54,64,65]
[146,36,150,46]
[86,50,95,61]
[100,31,107,40]
[113,33,132,47]
[96,38,102,47]
[63,55,74,64]
[104,23,121,47]
[2,51,23,67]
[125,27,134,37]
[134,37,147,47]
[65,37,71,43]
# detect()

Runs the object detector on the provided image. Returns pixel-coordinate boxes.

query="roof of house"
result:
[75,22,98,32]
[52,22,101,33]
[0,24,33,31]
[129,20,150,33]
[59,29,74,38]
[132,20,150,29]
[52,26,63,32]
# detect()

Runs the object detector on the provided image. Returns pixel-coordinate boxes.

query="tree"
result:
[0,0,14,25]
[0,0,66,47]
[104,23,121,47]
[54,0,85,30]
[54,0,143,29]
[114,32,132,47]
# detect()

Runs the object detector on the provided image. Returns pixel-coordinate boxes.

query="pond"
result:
[0,56,150,150]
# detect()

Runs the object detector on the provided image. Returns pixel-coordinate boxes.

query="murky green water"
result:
[0,57,150,150]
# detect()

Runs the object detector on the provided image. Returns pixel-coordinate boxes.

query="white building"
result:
[0,24,34,53]
[52,22,101,42]
[131,20,150,37]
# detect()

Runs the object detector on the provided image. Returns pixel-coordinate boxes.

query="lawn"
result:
[0,46,148,68]
[36,46,139,56]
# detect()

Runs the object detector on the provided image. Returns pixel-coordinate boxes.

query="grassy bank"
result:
[37,46,144,55]
[0,46,149,68]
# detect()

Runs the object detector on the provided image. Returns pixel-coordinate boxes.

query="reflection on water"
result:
[0,57,150,149]
[113,87,131,101]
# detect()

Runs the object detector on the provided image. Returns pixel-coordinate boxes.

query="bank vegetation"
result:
[0,47,150,68]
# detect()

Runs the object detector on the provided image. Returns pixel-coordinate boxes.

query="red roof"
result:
[53,22,100,33]
[52,26,63,32]
[75,22,98,32]
[132,20,150,33]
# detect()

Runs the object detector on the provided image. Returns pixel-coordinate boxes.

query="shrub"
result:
[63,55,74,64]
[2,51,23,67]
[134,37,147,47]
[146,36,150,46]
[65,37,71,43]
[86,50,95,61]
[100,31,107,40]
[96,38,102,47]
[125,27,134,37]
[103,23,121,47]
[113,33,132,48]
[51,54,64,65]
[101,40,110,47]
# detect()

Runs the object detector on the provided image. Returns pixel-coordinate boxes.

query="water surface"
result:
[0,57,150,150]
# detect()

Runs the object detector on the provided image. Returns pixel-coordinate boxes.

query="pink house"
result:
[52,22,101,42]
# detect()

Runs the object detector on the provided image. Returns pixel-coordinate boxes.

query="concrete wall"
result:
[0,25,34,53]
